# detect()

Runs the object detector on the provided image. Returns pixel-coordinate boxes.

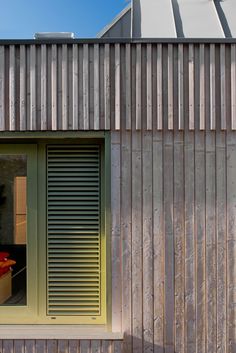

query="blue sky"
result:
[0,0,130,39]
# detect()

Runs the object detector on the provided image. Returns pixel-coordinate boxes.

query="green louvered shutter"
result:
[47,145,101,317]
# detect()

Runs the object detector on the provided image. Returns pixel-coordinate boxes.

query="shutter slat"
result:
[48,230,97,232]
[49,239,99,243]
[47,145,101,316]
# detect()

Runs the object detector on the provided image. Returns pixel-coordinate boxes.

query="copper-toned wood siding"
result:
[0,43,235,131]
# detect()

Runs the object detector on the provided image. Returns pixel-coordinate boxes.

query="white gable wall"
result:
[174,0,224,38]
[98,0,235,38]
[132,0,177,37]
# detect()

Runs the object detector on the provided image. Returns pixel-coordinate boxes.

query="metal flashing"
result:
[34,32,75,39]
[0,38,236,45]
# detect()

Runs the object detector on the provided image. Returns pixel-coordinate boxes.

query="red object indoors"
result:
[0,252,16,278]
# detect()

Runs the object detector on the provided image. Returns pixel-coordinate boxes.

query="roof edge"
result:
[1,38,236,45]
[96,3,131,38]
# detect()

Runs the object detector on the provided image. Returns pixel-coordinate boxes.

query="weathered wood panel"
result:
[131,130,142,353]
[0,129,236,353]
[174,130,184,353]
[216,131,227,353]
[111,132,122,332]
[111,129,233,353]
[0,43,235,131]
[142,130,153,353]
[1,40,236,353]
[195,130,206,353]
[153,130,164,353]
[0,340,123,353]
[121,130,132,353]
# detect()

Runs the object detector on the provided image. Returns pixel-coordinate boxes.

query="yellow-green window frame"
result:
[0,135,110,325]
[37,139,107,324]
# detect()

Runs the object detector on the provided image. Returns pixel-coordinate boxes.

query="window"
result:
[0,140,107,325]
[0,145,37,322]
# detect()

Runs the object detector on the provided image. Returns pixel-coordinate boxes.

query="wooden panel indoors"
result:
[0,42,235,131]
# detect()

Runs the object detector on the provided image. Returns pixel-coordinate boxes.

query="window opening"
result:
[0,155,27,306]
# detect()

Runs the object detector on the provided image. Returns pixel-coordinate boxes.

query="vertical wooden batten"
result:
[135,44,142,130]
[199,44,205,130]
[29,45,36,131]
[178,44,184,130]
[51,44,57,130]
[153,129,164,351]
[93,44,100,130]
[188,44,194,130]
[216,131,227,353]
[83,44,89,130]
[61,45,68,130]
[220,45,226,130]
[164,129,174,353]
[115,44,121,131]
[9,45,15,131]
[19,45,26,131]
[104,44,110,130]
[167,44,174,130]
[131,131,142,353]
[121,130,132,353]
[146,44,152,130]
[226,131,236,352]
[209,44,216,130]
[80,340,90,353]
[142,130,153,352]
[206,131,217,353]
[231,44,236,130]
[195,130,206,353]
[125,44,131,131]
[174,130,184,353]
[3,340,13,353]
[157,44,163,130]
[72,44,78,130]
[40,45,47,130]
[184,128,195,353]
[111,132,122,332]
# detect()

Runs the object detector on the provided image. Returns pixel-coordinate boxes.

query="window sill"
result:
[0,325,123,340]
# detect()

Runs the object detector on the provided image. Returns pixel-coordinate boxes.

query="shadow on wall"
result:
[123,335,175,353]
[132,0,141,37]
[171,0,184,37]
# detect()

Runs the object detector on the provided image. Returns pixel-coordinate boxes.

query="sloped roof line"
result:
[97,3,131,38]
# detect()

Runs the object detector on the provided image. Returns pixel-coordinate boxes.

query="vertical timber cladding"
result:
[47,145,102,317]
[0,340,123,353]
[0,42,236,131]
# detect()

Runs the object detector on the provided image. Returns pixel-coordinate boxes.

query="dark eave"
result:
[1,38,236,45]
